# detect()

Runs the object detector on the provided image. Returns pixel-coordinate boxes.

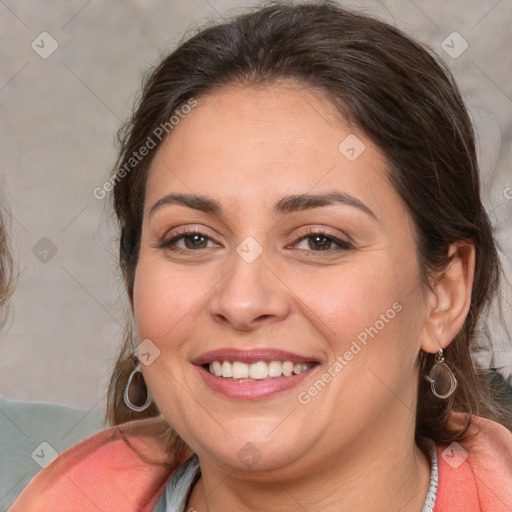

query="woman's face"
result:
[133,82,429,475]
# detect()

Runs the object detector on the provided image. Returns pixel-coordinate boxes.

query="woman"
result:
[11,2,512,511]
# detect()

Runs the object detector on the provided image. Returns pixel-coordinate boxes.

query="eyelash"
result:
[159,227,353,254]
[159,228,218,252]
[293,228,353,252]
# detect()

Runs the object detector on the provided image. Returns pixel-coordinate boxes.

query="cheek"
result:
[131,259,206,415]
[292,256,424,373]
[293,263,398,338]
[132,259,206,346]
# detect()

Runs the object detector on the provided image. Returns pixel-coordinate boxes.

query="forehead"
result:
[145,82,395,217]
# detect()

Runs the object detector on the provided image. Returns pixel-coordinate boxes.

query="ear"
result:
[420,241,475,353]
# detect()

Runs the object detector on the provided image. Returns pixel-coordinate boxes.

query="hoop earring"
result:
[429,349,457,399]
[124,364,152,412]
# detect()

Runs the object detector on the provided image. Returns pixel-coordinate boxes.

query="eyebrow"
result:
[148,191,376,220]
[273,192,376,219]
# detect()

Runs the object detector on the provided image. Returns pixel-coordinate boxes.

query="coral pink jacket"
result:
[9,413,512,511]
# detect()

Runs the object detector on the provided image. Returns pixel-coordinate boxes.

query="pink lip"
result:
[196,364,319,400]
[192,348,318,366]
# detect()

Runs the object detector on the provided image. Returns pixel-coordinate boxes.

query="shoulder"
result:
[435,412,512,512]
[9,417,188,512]
[0,395,104,509]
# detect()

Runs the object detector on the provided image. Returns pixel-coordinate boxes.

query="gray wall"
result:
[1,0,511,416]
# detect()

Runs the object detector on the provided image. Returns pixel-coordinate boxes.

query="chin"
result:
[183,418,314,473]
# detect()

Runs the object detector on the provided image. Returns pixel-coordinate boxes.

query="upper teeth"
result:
[208,360,312,380]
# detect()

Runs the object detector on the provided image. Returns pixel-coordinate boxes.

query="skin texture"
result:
[132,82,475,511]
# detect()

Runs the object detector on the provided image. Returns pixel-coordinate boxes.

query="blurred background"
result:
[1,0,511,411]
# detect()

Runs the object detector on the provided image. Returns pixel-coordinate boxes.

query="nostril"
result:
[255,314,272,321]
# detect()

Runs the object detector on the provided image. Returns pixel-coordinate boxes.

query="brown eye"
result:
[183,234,208,249]
[159,229,219,252]
[294,231,352,252]
[307,235,333,251]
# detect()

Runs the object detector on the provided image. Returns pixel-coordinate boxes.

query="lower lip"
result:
[196,365,318,400]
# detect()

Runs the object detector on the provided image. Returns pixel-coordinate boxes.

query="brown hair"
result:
[106,0,510,457]
[0,202,14,324]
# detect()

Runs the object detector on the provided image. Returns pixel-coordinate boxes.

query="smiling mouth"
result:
[204,360,318,381]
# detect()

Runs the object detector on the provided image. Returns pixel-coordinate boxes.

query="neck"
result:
[187,423,431,512]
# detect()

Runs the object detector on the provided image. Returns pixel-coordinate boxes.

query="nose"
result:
[208,250,291,331]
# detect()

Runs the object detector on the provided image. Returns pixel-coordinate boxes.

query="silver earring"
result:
[124,363,152,412]
[429,349,457,399]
